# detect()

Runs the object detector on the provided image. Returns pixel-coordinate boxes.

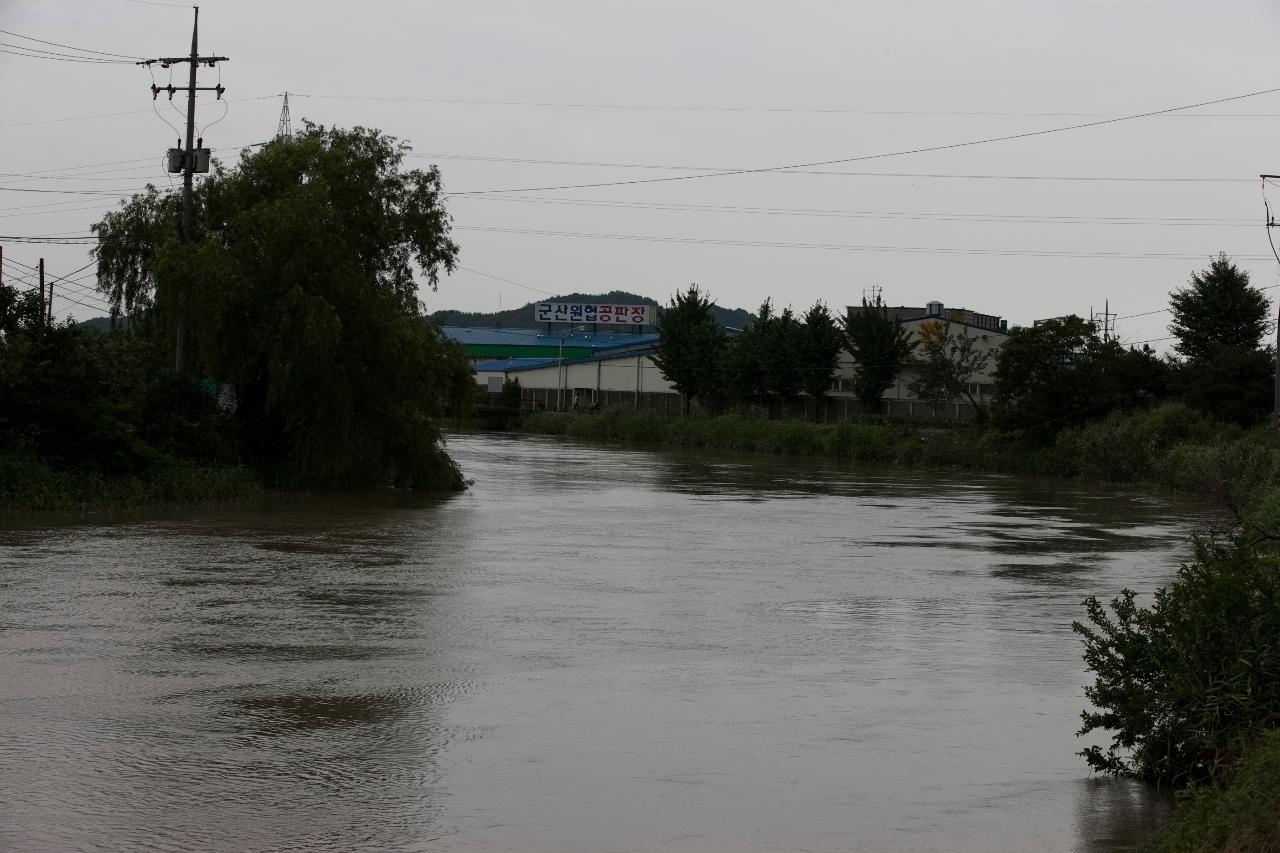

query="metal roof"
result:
[472,343,659,374]
[442,326,659,350]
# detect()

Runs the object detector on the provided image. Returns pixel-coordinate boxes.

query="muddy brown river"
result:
[1,433,1202,851]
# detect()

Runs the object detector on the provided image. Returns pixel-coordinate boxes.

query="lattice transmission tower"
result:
[276,92,292,139]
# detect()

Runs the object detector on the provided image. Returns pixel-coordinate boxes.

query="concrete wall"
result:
[475,353,676,398]
[834,318,1005,403]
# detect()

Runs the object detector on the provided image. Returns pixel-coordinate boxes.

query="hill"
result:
[428,291,755,330]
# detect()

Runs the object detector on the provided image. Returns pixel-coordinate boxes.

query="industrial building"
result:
[839,301,1007,404]
[457,299,1008,418]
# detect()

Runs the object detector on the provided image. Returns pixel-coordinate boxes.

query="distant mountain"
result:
[427,291,755,330]
[78,316,114,332]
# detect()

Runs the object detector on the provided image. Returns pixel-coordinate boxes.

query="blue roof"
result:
[472,343,659,374]
[473,357,559,372]
[442,326,659,350]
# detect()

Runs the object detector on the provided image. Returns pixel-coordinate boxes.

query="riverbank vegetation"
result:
[1076,499,1280,851]
[523,403,1280,492]
[1,124,471,512]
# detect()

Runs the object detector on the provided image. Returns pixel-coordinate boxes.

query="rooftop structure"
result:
[441,326,659,362]
[848,301,1008,334]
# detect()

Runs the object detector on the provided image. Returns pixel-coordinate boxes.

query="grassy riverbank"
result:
[1151,730,1280,852]
[0,451,265,512]
[523,403,1280,493]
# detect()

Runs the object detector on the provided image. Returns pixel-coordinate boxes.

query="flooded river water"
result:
[1,433,1204,852]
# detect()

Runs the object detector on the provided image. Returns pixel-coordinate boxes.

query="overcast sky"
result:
[5,0,1280,346]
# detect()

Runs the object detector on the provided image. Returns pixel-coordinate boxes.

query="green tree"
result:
[841,294,916,415]
[906,320,992,418]
[652,284,726,414]
[796,301,843,420]
[1074,535,1280,786]
[1167,253,1272,426]
[92,123,467,490]
[996,317,1176,437]
[764,306,804,402]
[724,299,773,405]
[1170,253,1270,363]
[1179,347,1273,428]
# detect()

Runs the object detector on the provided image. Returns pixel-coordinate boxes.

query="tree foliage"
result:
[724,299,774,404]
[841,295,915,414]
[1179,347,1273,428]
[652,283,725,413]
[993,316,1170,437]
[796,301,843,410]
[906,320,992,416]
[91,123,468,489]
[1170,253,1270,363]
[1074,536,1280,786]
[0,280,236,480]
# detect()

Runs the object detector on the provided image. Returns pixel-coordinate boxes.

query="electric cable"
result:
[0,28,144,60]
[453,194,1258,227]
[446,86,1280,196]
[291,91,1280,120]
[416,152,1257,184]
[451,223,1272,261]
[0,45,134,64]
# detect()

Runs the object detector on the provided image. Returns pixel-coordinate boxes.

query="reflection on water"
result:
[0,433,1202,852]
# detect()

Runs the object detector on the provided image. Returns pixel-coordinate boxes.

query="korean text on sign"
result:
[535,303,652,325]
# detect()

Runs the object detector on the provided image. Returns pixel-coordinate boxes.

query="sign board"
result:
[535,302,652,326]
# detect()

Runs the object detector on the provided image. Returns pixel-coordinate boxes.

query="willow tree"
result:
[92,123,470,490]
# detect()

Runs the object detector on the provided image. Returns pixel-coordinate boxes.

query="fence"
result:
[518,386,983,422]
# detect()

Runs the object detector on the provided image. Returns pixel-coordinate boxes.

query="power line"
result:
[454,194,1259,227]
[0,27,144,60]
[452,224,1273,261]
[418,152,1259,185]
[0,234,97,244]
[0,203,117,220]
[454,265,557,297]
[0,45,135,64]
[289,91,1280,120]
[0,157,158,177]
[0,95,273,131]
[0,185,150,196]
[446,86,1280,196]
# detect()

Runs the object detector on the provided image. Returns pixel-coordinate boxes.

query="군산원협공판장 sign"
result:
[534,302,653,325]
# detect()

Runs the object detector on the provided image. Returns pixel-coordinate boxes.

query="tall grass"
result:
[0,451,265,512]
[1152,729,1280,852]
[522,403,1280,494]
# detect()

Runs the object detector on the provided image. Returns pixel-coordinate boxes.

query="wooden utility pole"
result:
[138,6,228,373]
[38,258,45,325]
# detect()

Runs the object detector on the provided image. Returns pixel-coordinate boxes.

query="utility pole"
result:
[38,258,45,325]
[1091,300,1115,342]
[1264,175,1280,429]
[138,6,228,373]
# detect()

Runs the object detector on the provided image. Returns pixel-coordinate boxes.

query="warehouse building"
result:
[839,300,1008,404]
[472,338,674,411]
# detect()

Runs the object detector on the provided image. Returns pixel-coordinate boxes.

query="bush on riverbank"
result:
[1152,728,1280,853]
[1075,535,1280,786]
[0,449,264,511]
[522,403,1280,493]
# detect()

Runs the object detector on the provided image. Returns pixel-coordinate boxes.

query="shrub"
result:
[1074,537,1280,786]
[1054,403,1220,483]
